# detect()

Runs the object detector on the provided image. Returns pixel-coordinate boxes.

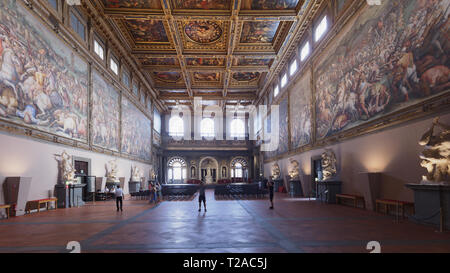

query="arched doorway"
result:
[167,157,187,184]
[230,157,248,181]
[199,157,219,183]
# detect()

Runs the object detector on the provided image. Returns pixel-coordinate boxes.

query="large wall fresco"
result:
[0,1,88,141]
[315,0,450,140]
[277,98,289,156]
[121,97,152,161]
[290,70,312,149]
[92,70,120,151]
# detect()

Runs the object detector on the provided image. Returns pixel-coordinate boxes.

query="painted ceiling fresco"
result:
[124,19,168,42]
[184,21,223,44]
[102,0,310,108]
[102,0,162,9]
[173,0,231,10]
[240,0,300,10]
[240,21,280,43]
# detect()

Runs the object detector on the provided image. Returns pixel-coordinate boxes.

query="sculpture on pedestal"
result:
[321,149,337,181]
[271,163,280,180]
[131,165,141,182]
[54,150,76,184]
[419,117,450,184]
[205,167,213,184]
[288,159,300,180]
[106,159,119,182]
[150,167,156,180]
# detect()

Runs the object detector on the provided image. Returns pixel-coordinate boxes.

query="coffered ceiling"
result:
[98,0,312,110]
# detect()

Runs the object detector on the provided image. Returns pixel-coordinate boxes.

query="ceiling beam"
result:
[223,0,242,98]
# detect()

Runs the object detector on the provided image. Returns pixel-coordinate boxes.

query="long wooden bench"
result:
[376,199,414,218]
[336,194,366,209]
[0,204,11,219]
[25,198,58,214]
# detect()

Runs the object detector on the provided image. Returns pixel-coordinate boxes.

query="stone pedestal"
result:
[405,183,450,229]
[129,181,140,193]
[289,180,303,197]
[317,180,342,204]
[55,184,86,208]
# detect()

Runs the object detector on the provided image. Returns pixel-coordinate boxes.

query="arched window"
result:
[201,118,214,138]
[233,163,243,178]
[230,118,245,138]
[168,116,184,137]
[167,157,187,183]
[231,157,248,178]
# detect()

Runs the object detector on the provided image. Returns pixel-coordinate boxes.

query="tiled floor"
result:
[0,190,449,253]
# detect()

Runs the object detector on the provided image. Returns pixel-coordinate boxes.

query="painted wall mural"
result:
[174,0,230,10]
[290,69,312,149]
[0,0,88,141]
[240,21,280,43]
[124,19,168,43]
[103,0,162,9]
[241,0,299,10]
[278,97,289,156]
[92,70,120,151]
[121,97,152,161]
[315,0,450,140]
[184,21,223,44]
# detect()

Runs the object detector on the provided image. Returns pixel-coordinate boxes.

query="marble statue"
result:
[205,167,213,184]
[419,117,450,184]
[288,159,300,180]
[321,149,337,181]
[131,165,141,182]
[150,167,156,180]
[271,163,280,180]
[54,150,76,184]
[106,159,119,182]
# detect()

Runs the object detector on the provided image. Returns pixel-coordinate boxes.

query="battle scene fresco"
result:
[277,97,289,156]
[240,21,280,43]
[184,21,223,44]
[232,72,260,82]
[124,19,168,43]
[121,97,152,161]
[193,72,220,82]
[153,72,182,83]
[241,0,299,10]
[186,58,225,66]
[0,1,88,141]
[290,70,311,149]
[173,0,230,10]
[102,0,162,9]
[92,70,120,151]
[315,0,450,140]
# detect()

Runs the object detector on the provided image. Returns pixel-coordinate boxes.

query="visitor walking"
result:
[198,182,206,212]
[267,179,274,209]
[115,185,124,212]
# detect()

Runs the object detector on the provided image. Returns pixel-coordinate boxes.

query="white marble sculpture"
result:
[321,149,337,181]
[54,150,76,184]
[131,165,141,182]
[288,159,300,180]
[205,167,213,184]
[271,163,281,180]
[419,117,450,184]
[106,159,119,182]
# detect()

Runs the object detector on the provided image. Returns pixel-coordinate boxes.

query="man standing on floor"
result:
[267,178,274,210]
[115,185,124,212]
[198,181,206,212]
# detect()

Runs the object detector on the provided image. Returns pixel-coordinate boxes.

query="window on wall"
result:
[233,163,243,178]
[315,16,328,42]
[94,39,104,60]
[110,57,119,75]
[231,158,247,178]
[230,118,245,138]
[281,73,287,88]
[154,109,161,134]
[122,70,130,88]
[48,0,58,10]
[70,10,85,40]
[167,157,187,183]
[273,85,279,97]
[168,116,184,137]
[300,41,310,61]
[201,118,215,138]
[133,82,139,97]
[289,59,297,76]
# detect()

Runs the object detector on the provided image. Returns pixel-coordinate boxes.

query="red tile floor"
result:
[0,189,449,253]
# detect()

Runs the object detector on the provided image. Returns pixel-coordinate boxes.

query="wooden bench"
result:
[376,199,414,218]
[336,194,366,209]
[0,204,11,219]
[25,198,58,214]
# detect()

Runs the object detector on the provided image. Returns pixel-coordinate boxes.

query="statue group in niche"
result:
[321,149,337,181]
[419,117,450,184]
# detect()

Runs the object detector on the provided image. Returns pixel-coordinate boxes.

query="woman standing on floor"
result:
[267,178,274,210]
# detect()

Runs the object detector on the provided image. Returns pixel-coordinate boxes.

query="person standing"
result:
[198,182,206,212]
[267,179,274,210]
[115,185,124,212]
